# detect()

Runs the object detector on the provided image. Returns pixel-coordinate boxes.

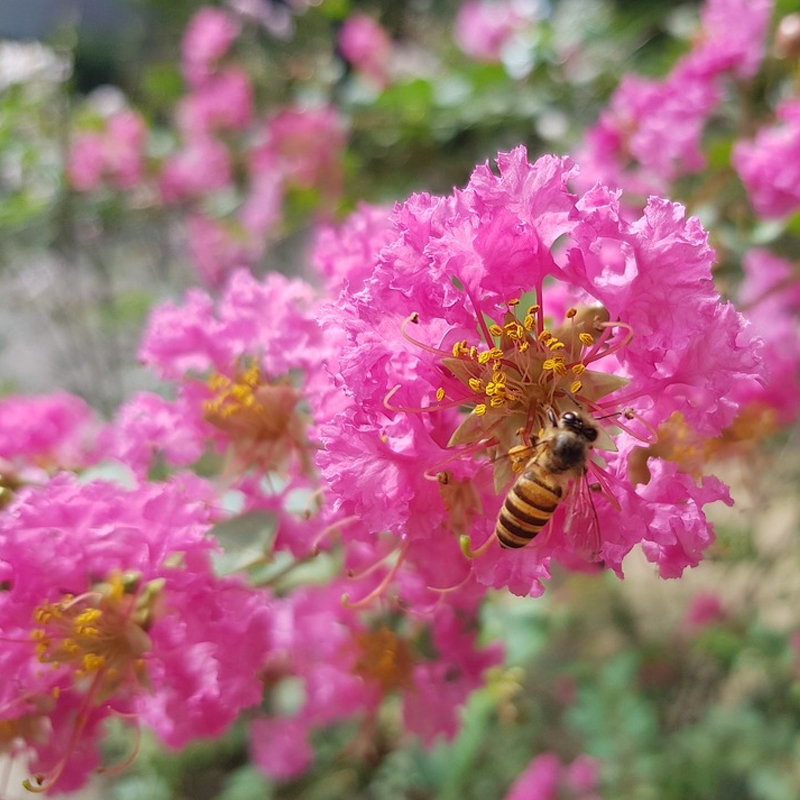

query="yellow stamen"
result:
[579,332,595,346]
[435,387,445,401]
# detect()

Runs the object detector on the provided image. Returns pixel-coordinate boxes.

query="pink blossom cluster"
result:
[733,98,800,218]
[454,0,537,63]
[251,577,501,779]
[319,146,761,598]
[159,6,347,285]
[67,5,347,287]
[0,391,101,483]
[338,13,392,87]
[67,109,147,192]
[731,248,800,424]
[503,753,602,800]
[0,474,271,792]
[101,265,356,566]
[579,0,773,194]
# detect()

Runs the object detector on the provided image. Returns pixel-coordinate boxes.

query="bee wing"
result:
[561,472,603,562]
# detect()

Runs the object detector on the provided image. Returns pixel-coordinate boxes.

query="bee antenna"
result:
[558,389,582,408]
[593,411,620,422]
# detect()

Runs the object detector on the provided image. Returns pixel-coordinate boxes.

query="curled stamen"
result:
[22,671,105,794]
[585,462,622,512]
[616,407,660,445]
[582,321,634,365]
[383,384,473,415]
[345,544,401,581]
[425,570,473,595]
[308,515,357,555]
[399,313,462,358]
[96,712,141,776]
[459,532,496,559]
[342,544,409,609]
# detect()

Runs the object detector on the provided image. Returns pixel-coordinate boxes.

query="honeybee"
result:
[495,407,602,558]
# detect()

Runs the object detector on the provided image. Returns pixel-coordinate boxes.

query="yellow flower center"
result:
[203,363,312,475]
[441,302,627,460]
[31,572,159,699]
[352,627,414,694]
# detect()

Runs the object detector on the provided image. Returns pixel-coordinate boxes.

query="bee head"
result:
[559,410,598,444]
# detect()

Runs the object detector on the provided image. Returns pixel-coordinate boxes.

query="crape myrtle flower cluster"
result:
[319,146,762,598]
[578,0,773,195]
[0,392,101,489]
[66,4,347,288]
[106,267,344,554]
[251,576,501,780]
[0,474,271,792]
[734,97,800,220]
[503,753,602,800]
[0,263,469,789]
[3,0,791,792]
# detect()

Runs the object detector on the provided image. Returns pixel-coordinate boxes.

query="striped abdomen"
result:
[495,466,564,549]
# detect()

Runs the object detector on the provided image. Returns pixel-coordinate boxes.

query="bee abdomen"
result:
[496,473,563,549]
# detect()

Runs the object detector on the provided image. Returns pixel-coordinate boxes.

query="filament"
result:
[345,544,401,581]
[399,313,451,357]
[383,384,472,415]
[586,462,622,512]
[459,531,496,559]
[582,321,633,365]
[22,671,105,794]
[97,713,141,776]
[466,289,496,349]
[342,543,409,609]
[308,515,357,555]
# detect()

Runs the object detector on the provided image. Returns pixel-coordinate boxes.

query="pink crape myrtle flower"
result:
[319,146,761,598]
[185,212,256,287]
[578,0,773,195]
[100,391,207,479]
[123,268,346,551]
[158,137,233,203]
[0,473,271,793]
[728,248,800,425]
[181,6,240,88]
[250,578,500,781]
[577,72,719,195]
[733,98,800,219]
[0,391,101,482]
[312,202,394,297]
[680,0,773,81]
[454,1,533,63]
[259,105,346,202]
[176,67,254,135]
[338,13,392,87]
[504,752,603,800]
[239,151,284,242]
[67,109,147,192]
